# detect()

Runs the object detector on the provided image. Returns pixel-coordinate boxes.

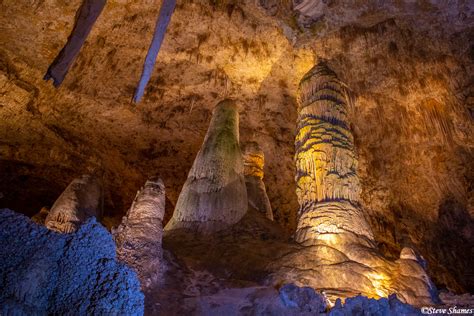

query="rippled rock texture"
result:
[113,178,165,313]
[0,208,144,316]
[165,99,247,234]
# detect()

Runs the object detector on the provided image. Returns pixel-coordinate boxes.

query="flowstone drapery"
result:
[164,99,247,234]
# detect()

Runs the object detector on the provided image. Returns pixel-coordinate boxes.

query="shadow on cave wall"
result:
[372,197,474,294]
[0,160,66,217]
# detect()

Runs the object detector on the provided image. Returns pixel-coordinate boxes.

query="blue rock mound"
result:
[0,208,144,316]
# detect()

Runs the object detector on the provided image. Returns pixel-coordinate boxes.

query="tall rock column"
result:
[294,62,373,245]
[45,174,101,233]
[272,62,438,305]
[243,142,273,220]
[114,178,165,291]
[165,99,247,234]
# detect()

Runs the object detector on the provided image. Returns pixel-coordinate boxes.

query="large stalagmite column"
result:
[165,99,248,234]
[271,62,438,304]
[45,174,101,233]
[243,142,273,220]
[114,178,165,291]
[294,62,374,245]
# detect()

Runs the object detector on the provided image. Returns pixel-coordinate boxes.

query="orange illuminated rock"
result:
[270,62,438,306]
[243,142,273,220]
[31,206,49,225]
[294,62,372,244]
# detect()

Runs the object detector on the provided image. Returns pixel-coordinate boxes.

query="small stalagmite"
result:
[165,99,248,234]
[242,142,273,220]
[114,178,166,291]
[45,174,101,233]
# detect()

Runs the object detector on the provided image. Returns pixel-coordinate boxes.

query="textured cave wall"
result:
[0,0,473,292]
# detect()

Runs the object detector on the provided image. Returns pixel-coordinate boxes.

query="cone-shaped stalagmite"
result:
[45,174,101,233]
[114,178,165,291]
[243,142,273,220]
[295,62,373,245]
[165,99,247,234]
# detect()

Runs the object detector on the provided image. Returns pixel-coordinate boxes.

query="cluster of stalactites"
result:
[243,142,273,220]
[113,178,166,291]
[295,62,360,206]
[45,174,101,233]
[164,99,248,234]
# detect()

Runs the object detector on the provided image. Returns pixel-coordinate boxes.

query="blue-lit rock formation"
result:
[44,0,106,87]
[0,208,144,316]
[327,294,422,316]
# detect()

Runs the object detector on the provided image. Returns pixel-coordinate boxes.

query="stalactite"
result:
[133,0,176,103]
[44,0,106,87]
[45,174,101,233]
[164,99,247,234]
[243,142,273,220]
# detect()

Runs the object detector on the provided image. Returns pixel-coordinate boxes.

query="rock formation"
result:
[31,206,49,225]
[165,99,248,234]
[45,174,101,233]
[44,0,106,87]
[327,294,422,315]
[2,0,472,294]
[294,62,372,244]
[243,142,273,220]
[0,208,144,315]
[269,62,438,306]
[113,178,165,292]
[133,0,176,103]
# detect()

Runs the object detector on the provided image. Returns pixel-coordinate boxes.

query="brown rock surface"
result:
[164,99,248,234]
[1,0,473,293]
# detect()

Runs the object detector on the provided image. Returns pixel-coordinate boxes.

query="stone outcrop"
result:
[327,294,422,316]
[0,208,144,316]
[133,0,176,103]
[45,174,101,233]
[113,178,166,292]
[243,142,273,220]
[269,62,438,306]
[165,99,247,234]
